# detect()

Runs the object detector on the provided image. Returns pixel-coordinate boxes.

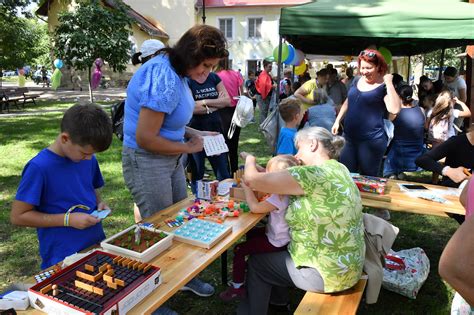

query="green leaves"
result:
[53,0,133,73]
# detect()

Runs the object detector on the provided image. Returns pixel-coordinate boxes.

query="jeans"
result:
[122,146,187,219]
[256,94,272,125]
[339,134,388,176]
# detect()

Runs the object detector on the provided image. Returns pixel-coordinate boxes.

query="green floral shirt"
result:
[286,160,365,292]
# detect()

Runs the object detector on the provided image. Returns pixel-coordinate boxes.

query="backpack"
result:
[228,95,254,139]
[245,79,258,97]
[110,100,125,141]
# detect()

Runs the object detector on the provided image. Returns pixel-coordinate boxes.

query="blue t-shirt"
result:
[123,54,195,149]
[277,127,297,155]
[343,78,387,141]
[15,149,106,269]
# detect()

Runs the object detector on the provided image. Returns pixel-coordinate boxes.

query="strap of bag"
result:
[384,254,406,270]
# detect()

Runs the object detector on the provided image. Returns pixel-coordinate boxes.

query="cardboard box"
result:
[197,180,219,200]
[229,186,267,202]
[352,174,387,195]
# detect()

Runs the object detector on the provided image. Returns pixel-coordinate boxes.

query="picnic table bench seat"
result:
[295,276,368,315]
[1,87,41,113]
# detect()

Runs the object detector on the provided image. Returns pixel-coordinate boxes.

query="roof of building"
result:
[36,0,169,39]
[196,0,310,8]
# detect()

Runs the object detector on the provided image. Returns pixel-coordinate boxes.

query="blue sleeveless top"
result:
[343,78,387,141]
[393,105,425,144]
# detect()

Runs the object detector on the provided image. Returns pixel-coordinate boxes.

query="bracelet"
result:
[64,204,90,227]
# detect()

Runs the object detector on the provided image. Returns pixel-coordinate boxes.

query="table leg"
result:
[221,250,228,285]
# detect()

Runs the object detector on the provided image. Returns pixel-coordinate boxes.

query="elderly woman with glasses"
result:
[237,127,365,315]
[332,49,400,177]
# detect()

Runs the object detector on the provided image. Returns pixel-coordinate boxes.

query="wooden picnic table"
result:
[21,196,265,315]
[360,179,465,217]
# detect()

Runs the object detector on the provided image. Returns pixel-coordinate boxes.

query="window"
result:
[218,18,233,40]
[248,18,262,39]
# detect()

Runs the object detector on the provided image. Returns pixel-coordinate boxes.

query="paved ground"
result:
[1,80,126,118]
[1,80,126,102]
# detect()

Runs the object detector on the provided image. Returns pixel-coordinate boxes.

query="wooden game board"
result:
[28,250,161,315]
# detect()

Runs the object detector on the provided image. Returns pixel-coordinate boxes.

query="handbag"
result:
[227,95,254,139]
[382,247,430,299]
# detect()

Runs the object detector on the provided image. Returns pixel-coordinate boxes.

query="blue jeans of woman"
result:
[188,111,231,194]
[340,134,388,176]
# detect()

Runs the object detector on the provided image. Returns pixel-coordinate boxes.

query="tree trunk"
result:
[88,66,93,102]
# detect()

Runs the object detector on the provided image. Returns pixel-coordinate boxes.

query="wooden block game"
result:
[172,219,232,249]
[28,250,162,315]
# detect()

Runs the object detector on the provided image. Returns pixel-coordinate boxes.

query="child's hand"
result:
[240,151,251,160]
[97,202,110,211]
[69,213,101,229]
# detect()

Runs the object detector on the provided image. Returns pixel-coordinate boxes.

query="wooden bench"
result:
[295,276,367,315]
[1,87,41,112]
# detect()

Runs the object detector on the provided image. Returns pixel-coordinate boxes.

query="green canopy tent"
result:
[279,0,474,56]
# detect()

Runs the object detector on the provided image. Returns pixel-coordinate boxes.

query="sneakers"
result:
[180,278,215,297]
[151,306,178,315]
[219,286,247,301]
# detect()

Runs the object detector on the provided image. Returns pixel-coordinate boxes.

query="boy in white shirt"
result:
[219,154,299,301]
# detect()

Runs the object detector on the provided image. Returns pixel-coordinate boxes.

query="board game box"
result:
[28,250,161,315]
[101,224,173,262]
[351,174,387,195]
[172,219,232,249]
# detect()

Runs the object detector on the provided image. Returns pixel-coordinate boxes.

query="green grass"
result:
[0,102,459,314]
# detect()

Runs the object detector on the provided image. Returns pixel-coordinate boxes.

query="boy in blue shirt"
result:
[11,103,113,269]
[276,98,302,155]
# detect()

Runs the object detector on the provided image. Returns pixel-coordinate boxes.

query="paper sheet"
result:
[203,134,229,156]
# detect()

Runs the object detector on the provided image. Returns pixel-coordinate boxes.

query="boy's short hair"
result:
[61,102,113,152]
[443,66,457,78]
[266,154,299,172]
[279,98,301,123]
[316,68,329,78]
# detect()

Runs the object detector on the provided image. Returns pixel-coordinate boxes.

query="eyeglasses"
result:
[359,50,376,58]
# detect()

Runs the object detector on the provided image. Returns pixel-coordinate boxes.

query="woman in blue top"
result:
[332,49,400,176]
[383,85,426,178]
[122,25,228,220]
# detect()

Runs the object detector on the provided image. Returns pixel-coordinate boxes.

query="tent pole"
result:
[438,48,446,80]
[407,55,411,83]
[274,36,283,154]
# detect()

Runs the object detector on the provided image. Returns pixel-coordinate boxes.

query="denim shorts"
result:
[122,146,188,219]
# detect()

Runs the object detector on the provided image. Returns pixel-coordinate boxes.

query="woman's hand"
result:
[97,202,110,211]
[445,166,468,183]
[185,136,204,153]
[383,73,394,84]
[200,130,219,137]
[240,151,251,160]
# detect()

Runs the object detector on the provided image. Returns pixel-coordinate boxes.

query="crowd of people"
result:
[9,24,473,315]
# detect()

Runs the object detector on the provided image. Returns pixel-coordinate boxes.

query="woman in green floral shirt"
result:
[237,127,365,315]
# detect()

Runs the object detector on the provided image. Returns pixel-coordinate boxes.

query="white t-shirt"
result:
[265,194,290,248]
[445,76,467,99]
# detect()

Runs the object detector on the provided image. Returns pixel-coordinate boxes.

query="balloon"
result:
[283,44,295,65]
[272,43,289,63]
[293,49,305,66]
[53,59,63,69]
[51,68,62,90]
[294,62,307,76]
[378,47,392,65]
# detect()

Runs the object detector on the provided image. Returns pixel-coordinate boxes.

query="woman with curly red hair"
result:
[332,49,400,177]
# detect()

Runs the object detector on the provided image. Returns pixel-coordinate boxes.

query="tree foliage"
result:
[53,0,133,74]
[0,16,50,70]
[0,0,38,19]
[423,47,464,70]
